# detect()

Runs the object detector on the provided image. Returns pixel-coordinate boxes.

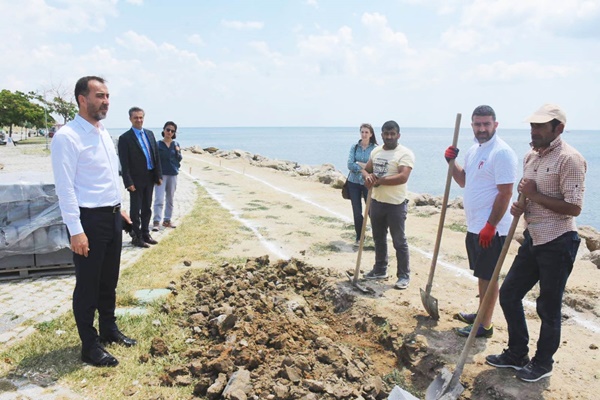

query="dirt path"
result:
[182,150,600,399]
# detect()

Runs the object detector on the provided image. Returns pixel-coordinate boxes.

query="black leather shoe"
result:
[81,345,119,367]
[142,235,158,245]
[132,236,150,248]
[100,330,137,347]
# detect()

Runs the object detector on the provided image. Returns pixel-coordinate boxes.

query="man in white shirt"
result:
[51,76,137,367]
[444,105,518,338]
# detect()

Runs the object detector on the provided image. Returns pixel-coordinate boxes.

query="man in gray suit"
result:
[118,107,162,248]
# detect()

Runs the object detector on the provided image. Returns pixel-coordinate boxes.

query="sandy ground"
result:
[181,149,600,399]
[1,141,599,399]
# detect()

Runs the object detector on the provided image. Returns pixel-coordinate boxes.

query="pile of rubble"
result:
[144,256,425,399]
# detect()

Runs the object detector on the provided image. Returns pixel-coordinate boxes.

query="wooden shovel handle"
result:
[424,113,461,292]
[449,193,526,386]
[352,188,373,285]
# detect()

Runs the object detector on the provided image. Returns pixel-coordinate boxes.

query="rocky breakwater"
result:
[188,146,348,190]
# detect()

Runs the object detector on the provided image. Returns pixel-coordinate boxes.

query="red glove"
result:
[479,222,496,248]
[444,146,459,162]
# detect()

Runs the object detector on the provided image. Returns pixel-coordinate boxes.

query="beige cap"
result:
[525,103,567,124]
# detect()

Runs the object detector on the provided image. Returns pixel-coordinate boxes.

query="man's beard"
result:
[91,107,108,121]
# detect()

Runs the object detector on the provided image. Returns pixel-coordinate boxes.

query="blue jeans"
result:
[499,230,580,366]
[153,174,178,223]
[369,199,410,279]
[348,180,368,241]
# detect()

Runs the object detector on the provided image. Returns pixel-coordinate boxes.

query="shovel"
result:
[346,188,375,294]
[426,194,525,400]
[420,113,462,320]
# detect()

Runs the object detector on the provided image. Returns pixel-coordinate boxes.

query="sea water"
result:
[109,127,598,229]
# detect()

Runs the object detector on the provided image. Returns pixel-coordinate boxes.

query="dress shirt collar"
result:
[132,127,144,135]
[75,114,105,134]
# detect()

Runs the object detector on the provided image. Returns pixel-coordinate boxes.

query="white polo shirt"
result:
[463,134,518,235]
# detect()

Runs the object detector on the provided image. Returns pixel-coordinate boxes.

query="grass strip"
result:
[0,184,242,399]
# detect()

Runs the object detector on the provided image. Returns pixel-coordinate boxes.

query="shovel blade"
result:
[426,368,464,400]
[388,385,420,400]
[345,271,376,294]
[420,288,440,320]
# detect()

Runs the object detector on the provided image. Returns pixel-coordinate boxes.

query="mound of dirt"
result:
[144,256,434,399]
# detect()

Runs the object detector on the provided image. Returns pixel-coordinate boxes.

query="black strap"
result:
[348,143,359,179]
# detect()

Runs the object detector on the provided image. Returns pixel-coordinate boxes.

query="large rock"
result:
[315,170,345,186]
[206,373,228,399]
[188,145,205,154]
[589,250,600,269]
[222,369,251,400]
[579,225,600,252]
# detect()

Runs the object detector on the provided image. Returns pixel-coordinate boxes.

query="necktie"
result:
[139,130,154,170]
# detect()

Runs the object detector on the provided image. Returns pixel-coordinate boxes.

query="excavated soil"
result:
[146,256,432,399]
[171,150,600,400]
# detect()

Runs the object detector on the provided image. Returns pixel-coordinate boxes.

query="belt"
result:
[81,204,121,213]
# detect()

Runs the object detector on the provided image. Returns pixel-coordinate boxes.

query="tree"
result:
[0,90,52,136]
[50,96,77,124]
[32,81,77,125]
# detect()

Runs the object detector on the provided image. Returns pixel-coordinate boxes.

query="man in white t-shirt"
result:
[444,105,518,338]
[361,120,415,289]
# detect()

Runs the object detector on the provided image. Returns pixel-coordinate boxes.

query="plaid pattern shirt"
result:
[523,136,586,245]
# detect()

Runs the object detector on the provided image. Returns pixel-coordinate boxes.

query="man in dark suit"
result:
[118,107,162,248]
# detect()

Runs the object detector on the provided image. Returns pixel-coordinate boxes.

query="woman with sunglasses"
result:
[152,121,183,231]
[347,123,378,249]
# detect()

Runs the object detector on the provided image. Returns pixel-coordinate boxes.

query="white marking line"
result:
[188,155,351,223]
[181,170,288,260]
[411,246,477,282]
[185,155,600,334]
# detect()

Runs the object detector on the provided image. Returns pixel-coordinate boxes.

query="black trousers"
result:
[129,171,155,238]
[72,207,122,350]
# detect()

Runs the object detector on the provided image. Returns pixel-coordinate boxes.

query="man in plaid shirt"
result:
[486,104,587,382]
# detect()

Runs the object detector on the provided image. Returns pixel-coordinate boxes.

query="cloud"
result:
[297,26,353,55]
[361,12,412,52]
[116,31,157,52]
[465,61,576,82]
[305,0,318,8]
[126,0,143,4]
[440,27,481,52]
[249,41,284,66]
[115,31,216,68]
[0,0,119,34]
[460,0,600,37]
[294,26,357,76]
[188,34,206,46]
[221,20,264,30]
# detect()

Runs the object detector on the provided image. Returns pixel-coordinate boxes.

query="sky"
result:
[1,0,600,129]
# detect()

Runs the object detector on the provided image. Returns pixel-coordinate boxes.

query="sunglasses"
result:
[165,128,176,133]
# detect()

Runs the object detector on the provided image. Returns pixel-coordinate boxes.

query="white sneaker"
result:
[394,278,410,290]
